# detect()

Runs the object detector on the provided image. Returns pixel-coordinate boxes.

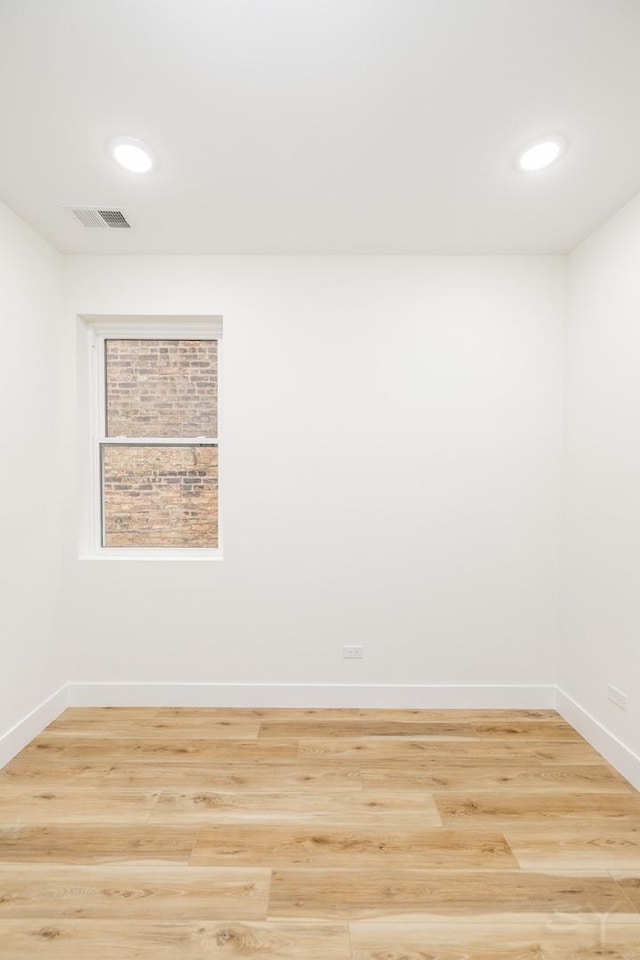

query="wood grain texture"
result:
[0,824,199,864]
[349,919,640,959]
[268,868,636,920]
[22,736,298,764]
[0,920,351,958]
[1,759,363,792]
[101,761,364,792]
[192,825,515,868]
[0,787,161,824]
[297,738,601,764]
[360,761,633,793]
[45,710,262,740]
[0,865,270,919]
[151,789,442,826]
[96,707,558,723]
[506,825,640,870]
[611,873,640,912]
[260,719,584,741]
[435,790,640,825]
[0,706,638,958]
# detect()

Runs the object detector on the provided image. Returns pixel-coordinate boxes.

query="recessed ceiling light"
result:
[517,137,565,172]
[109,136,155,173]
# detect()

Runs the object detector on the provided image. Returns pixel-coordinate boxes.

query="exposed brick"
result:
[103,445,218,548]
[105,339,217,437]
[102,338,219,548]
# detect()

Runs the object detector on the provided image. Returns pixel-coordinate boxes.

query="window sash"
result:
[100,442,220,551]
[82,317,222,558]
[99,437,218,445]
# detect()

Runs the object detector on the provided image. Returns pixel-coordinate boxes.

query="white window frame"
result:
[79,315,223,560]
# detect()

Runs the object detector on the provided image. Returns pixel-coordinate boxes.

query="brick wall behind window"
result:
[105,339,218,438]
[102,445,218,548]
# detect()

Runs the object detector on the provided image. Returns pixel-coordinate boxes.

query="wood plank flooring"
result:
[0,707,639,958]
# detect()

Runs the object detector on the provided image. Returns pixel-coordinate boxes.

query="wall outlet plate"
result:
[343,645,363,659]
[608,683,627,711]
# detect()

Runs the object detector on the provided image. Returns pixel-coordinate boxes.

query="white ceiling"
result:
[1,0,640,254]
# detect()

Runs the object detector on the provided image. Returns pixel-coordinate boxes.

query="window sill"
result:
[79,549,223,562]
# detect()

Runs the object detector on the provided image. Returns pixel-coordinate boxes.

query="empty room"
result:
[1,0,640,957]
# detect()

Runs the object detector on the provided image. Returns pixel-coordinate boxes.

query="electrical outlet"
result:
[608,684,627,711]
[343,645,363,659]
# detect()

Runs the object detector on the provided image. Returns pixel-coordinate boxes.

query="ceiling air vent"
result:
[67,206,131,228]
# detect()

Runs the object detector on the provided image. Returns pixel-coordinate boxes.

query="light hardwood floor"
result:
[0,707,639,958]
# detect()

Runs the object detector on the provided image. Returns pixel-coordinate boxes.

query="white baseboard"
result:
[66,682,557,709]
[0,685,69,769]
[556,687,640,792]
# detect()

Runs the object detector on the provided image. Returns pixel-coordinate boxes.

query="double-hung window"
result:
[82,316,222,558]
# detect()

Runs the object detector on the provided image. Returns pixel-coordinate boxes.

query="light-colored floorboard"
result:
[360,761,632,793]
[259,719,583,741]
[0,864,270,919]
[191,825,516,869]
[349,918,640,959]
[0,824,199,864]
[297,738,602,764]
[268,868,636,920]
[151,789,442,826]
[21,737,298,764]
[45,708,262,740]
[0,706,638,958]
[507,825,640,870]
[0,920,352,959]
[0,787,161,824]
[435,790,640,826]
[0,760,363,792]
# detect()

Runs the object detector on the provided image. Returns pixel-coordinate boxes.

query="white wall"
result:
[562,191,640,759]
[0,200,65,744]
[5,191,640,760]
[60,255,564,698]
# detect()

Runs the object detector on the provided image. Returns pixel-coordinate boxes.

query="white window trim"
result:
[78,315,223,561]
